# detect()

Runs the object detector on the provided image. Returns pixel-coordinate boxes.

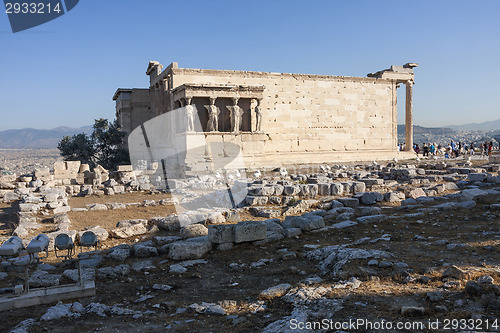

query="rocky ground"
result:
[0,153,499,333]
[3,194,499,333]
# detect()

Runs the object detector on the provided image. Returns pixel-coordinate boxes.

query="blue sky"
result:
[0,0,499,130]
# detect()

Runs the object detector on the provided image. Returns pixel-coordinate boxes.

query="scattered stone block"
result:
[97,264,130,278]
[2,191,18,202]
[359,192,383,205]
[468,173,487,182]
[234,221,267,243]
[207,224,234,243]
[308,184,319,197]
[131,260,156,272]
[357,214,386,224]
[110,220,147,239]
[63,268,95,282]
[337,198,359,207]
[87,203,108,211]
[180,224,209,239]
[331,220,357,229]
[358,206,382,216]
[283,185,300,196]
[282,199,317,216]
[290,215,325,231]
[401,306,425,317]
[352,182,366,194]
[168,237,212,260]
[29,271,60,288]
[461,188,487,201]
[442,265,466,279]
[317,183,330,196]
[401,198,418,206]
[53,206,71,214]
[246,196,269,206]
[251,207,281,218]
[108,202,126,210]
[360,179,384,186]
[107,248,130,262]
[335,212,355,222]
[206,211,225,224]
[284,228,302,238]
[260,284,292,300]
[408,188,426,199]
[134,244,158,258]
[170,264,187,274]
[457,200,476,209]
[330,183,343,196]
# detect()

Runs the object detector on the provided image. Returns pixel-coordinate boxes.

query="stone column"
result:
[392,82,398,150]
[158,81,165,115]
[154,83,160,116]
[405,80,413,151]
[166,74,174,112]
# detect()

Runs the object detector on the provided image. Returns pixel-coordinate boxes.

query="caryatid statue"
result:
[228,97,243,133]
[185,98,195,132]
[204,97,219,132]
[253,99,263,132]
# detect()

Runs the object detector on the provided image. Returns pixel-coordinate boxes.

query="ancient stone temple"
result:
[114,61,417,174]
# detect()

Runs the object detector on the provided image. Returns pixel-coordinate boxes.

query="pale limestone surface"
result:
[117,62,418,174]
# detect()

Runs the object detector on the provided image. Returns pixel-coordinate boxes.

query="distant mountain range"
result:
[0,126,92,149]
[397,124,456,136]
[397,119,500,134]
[445,118,500,131]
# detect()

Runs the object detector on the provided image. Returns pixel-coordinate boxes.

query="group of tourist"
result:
[397,141,496,158]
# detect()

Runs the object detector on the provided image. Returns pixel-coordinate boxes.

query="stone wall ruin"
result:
[114,61,418,175]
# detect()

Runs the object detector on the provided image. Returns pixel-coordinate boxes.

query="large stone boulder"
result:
[208,225,235,244]
[384,191,405,203]
[468,173,488,182]
[359,192,383,205]
[283,185,300,196]
[290,215,325,231]
[337,197,359,207]
[134,244,158,258]
[168,237,212,260]
[352,182,366,194]
[282,200,317,216]
[234,221,267,243]
[260,283,292,300]
[357,214,387,224]
[180,224,209,239]
[408,188,426,199]
[107,247,131,262]
[151,214,192,230]
[461,188,487,201]
[317,183,330,196]
[29,271,60,287]
[330,183,343,196]
[110,220,147,239]
[246,196,269,206]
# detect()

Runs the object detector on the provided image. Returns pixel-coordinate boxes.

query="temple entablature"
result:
[171,83,265,105]
[367,63,418,83]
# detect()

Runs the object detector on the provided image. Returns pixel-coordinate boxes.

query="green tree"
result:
[58,118,130,170]
[57,133,95,165]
